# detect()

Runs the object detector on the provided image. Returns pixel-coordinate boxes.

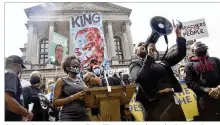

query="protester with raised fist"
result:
[129,24,187,121]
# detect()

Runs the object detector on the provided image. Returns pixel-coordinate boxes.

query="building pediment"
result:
[25,2,132,17]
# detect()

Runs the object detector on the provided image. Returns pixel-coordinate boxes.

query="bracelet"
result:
[70,95,75,101]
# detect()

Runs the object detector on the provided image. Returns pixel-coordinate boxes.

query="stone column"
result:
[107,21,116,60]
[26,21,34,63]
[122,25,130,60]
[31,26,38,64]
[103,25,109,57]
[125,20,134,57]
[49,21,54,43]
[69,19,73,55]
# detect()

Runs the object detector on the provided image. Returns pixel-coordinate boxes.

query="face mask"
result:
[49,84,55,91]
[69,66,80,75]
[93,68,101,76]
[68,59,80,75]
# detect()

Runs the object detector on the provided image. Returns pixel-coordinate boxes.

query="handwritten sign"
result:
[108,68,129,76]
[181,18,209,41]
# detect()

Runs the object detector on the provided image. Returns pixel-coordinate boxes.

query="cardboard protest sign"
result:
[49,32,68,66]
[181,18,209,41]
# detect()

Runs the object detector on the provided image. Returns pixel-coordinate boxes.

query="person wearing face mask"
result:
[23,71,49,121]
[86,59,99,72]
[53,55,89,121]
[93,65,103,78]
[184,41,220,121]
[5,55,33,121]
[129,25,187,121]
[46,80,59,121]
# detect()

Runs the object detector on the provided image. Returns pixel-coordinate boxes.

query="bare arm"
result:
[5,92,28,117]
[53,78,73,107]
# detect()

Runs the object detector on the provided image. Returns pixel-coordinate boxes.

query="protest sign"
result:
[129,80,199,121]
[181,18,209,41]
[108,68,129,76]
[49,32,68,66]
[175,80,199,121]
[129,93,144,121]
[70,12,105,68]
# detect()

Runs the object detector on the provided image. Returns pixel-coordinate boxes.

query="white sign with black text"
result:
[181,18,209,41]
[108,68,129,76]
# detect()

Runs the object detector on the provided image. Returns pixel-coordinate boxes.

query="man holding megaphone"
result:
[129,16,187,121]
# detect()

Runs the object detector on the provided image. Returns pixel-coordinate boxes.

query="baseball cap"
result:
[6,55,26,69]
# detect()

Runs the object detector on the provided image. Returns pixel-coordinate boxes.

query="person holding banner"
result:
[129,25,186,121]
[53,55,90,121]
[184,41,220,121]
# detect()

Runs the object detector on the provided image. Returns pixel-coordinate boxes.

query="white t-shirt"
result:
[20,79,31,88]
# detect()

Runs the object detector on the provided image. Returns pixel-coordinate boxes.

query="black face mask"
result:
[68,59,81,75]
[69,66,80,75]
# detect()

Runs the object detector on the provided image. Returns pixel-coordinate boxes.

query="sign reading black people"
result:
[181,18,209,41]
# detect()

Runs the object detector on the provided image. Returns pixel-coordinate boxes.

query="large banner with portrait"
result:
[70,12,105,68]
[49,32,68,66]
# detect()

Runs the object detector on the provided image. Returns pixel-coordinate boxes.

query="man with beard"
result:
[129,26,186,121]
[184,41,220,121]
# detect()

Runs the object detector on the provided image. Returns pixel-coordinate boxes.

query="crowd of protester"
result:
[4,21,220,121]
[5,54,136,121]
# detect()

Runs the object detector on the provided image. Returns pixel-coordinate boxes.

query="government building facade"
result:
[21,2,135,81]
[20,2,194,83]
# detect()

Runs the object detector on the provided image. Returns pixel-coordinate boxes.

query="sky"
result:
[5,2,220,58]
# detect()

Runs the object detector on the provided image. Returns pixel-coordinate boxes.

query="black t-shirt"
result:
[23,86,49,121]
[5,71,23,121]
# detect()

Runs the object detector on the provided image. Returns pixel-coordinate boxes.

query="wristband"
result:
[70,95,75,101]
